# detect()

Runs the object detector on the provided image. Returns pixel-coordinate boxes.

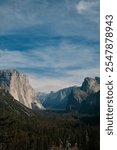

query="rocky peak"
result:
[0,69,35,108]
[81,77,100,94]
[95,77,100,84]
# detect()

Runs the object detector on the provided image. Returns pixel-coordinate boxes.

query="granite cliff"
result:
[0,70,34,108]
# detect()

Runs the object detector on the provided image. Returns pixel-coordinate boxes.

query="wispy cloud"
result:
[76,0,99,23]
[0,39,99,71]
[0,0,99,40]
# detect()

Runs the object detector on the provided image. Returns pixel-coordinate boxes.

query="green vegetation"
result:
[0,90,100,150]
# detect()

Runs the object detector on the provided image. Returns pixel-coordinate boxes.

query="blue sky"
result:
[0,0,100,92]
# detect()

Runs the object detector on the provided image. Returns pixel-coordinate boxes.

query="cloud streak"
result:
[0,39,99,71]
[76,0,100,23]
[0,0,99,40]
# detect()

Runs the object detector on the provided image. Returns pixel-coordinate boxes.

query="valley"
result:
[0,70,100,150]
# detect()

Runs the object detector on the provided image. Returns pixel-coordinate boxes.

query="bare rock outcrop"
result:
[81,77,100,94]
[0,69,34,108]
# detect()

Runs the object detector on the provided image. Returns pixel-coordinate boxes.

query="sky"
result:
[0,0,100,93]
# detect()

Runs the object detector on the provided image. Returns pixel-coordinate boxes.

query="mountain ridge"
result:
[0,69,100,114]
[37,77,100,113]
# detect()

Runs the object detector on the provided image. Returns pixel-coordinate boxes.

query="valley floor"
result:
[0,90,100,150]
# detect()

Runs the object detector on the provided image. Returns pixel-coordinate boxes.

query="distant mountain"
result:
[36,92,49,103]
[78,91,100,114]
[67,89,100,114]
[37,77,100,114]
[66,77,100,113]
[81,77,100,94]
[37,87,73,111]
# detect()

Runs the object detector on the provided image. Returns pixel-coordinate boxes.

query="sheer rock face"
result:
[0,70,35,108]
[81,77,100,94]
[72,87,88,103]
[42,87,73,110]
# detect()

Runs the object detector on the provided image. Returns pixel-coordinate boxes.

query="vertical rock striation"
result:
[0,69,34,108]
[81,77,100,94]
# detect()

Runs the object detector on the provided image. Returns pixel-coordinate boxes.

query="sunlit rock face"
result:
[0,69,35,108]
[81,77,100,94]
